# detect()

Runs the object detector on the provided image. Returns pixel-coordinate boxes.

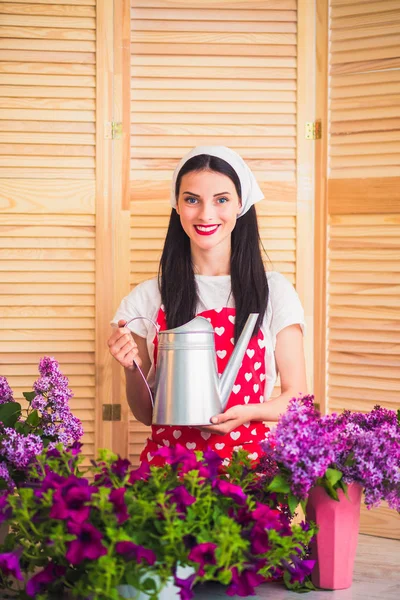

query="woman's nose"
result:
[197,201,216,221]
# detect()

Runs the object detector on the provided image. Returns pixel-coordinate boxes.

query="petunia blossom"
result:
[115,541,156,565]
[66,522,107,565]
[0,552,23,581]
[109,487,129,524]
[188,542,217,576]
[26,563,66,597]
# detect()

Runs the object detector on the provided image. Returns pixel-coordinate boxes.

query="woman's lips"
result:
[194,224,220,236]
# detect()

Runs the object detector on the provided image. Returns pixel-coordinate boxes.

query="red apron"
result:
[139,306,270,466]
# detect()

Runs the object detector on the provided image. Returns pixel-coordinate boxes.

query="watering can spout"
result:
[219,313,259,411]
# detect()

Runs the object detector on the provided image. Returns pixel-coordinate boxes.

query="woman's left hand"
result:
[196,405,254,436]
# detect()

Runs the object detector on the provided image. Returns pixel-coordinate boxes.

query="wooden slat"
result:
[328,178,400,214]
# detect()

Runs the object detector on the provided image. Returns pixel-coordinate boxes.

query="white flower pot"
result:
[117,565,195,600]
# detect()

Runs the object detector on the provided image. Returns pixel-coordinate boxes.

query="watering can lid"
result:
[162,316,214,335]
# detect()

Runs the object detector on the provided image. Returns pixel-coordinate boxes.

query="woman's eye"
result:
[217,197,229,204]
[185,197,198,204]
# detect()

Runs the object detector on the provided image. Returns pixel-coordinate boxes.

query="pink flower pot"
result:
[306,483,362,590]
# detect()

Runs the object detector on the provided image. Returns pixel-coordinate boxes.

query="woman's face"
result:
[176,170,242,254]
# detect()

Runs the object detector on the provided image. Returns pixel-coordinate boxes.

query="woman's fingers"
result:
[107,323,142,370]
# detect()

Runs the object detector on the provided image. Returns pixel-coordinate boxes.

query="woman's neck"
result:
[191,245,231,276]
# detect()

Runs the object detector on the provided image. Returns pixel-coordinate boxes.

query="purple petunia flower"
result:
[109,488,129,524]
[0,552,23,581]
[174,572,197,600]
[226,566,265,597]
[212,479,247,505]
[0,493,12,524]
[111,457,131,479]
[50,475,95,523]
[129,461,151,483]
[168,485,196,516]
[115,541,156,565]
[252,504,282,531]
[26,562,66,597]
[188,543,217,576]
[0,377,14,404]
[282,555,315,583]
[66,521,107,565]
[154,444,198,472]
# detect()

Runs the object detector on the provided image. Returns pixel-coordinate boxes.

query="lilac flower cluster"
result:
[0,377,14,404]
[262,397,400,510]
[0,428,43,471]
[0,357,83,491]
[32,357,83,448]
[261,395,338,499]
[328,406,400,510]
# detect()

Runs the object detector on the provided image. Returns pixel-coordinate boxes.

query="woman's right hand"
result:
[107,319,142,371]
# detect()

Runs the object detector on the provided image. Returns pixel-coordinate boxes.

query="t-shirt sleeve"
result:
[268,272,306,350]
[110,278,160,339]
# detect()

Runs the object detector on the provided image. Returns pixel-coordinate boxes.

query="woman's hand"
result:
[196,405,255,436]
[107,319,141,372]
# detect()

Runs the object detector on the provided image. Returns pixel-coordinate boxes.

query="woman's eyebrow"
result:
[182,191,231,197]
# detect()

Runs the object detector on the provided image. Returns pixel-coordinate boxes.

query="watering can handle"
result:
[121,316,159,409]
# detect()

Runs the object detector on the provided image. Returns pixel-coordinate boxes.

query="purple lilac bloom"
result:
[109,488,129,524]
[26,563,66,597]
[0,462,14,491]
[168,485,196,516]
[212,479,247,505]
[226,566,265,597]
[188,543,217,576]
[50,475,95,523]
[115,541,156,565]
[0,429,43,470]
[32,357,83,448]
[66,522,107,565]
[330,411,400,510]
[261,395,337,499]
[0,377,14,404]
[0,552,23,581]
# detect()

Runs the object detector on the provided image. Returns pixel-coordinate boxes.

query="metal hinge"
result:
[305,121,321,140]
[105,121,122,139]
[102,404,121,421]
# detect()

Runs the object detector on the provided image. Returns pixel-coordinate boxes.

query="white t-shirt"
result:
[111,271,305,401]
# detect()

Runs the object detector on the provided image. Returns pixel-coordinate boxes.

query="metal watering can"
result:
[124,312,259,426]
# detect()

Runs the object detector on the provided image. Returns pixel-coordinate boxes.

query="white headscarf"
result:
[170,145,264,217]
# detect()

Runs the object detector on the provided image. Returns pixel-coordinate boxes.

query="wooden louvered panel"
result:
[129,0,299,465]
[329,2,400,179]
[0,1,97,465]
[327,213,400,415]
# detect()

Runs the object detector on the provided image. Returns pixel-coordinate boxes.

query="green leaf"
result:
[25,409,40,427]
[325,468,343,487]
[142,576,157,593]
[288,493,300,516]
[0,402,21,428]
[267,474,291,494]
[23,391,36,403]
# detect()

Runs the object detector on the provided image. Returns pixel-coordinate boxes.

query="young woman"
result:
[108,146,307,465]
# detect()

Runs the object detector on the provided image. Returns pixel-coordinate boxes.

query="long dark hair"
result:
[158,154,269,342]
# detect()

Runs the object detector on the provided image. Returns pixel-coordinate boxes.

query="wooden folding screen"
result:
[315,0,400,538]
[0,0,98,465]
[128,0,315,464]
